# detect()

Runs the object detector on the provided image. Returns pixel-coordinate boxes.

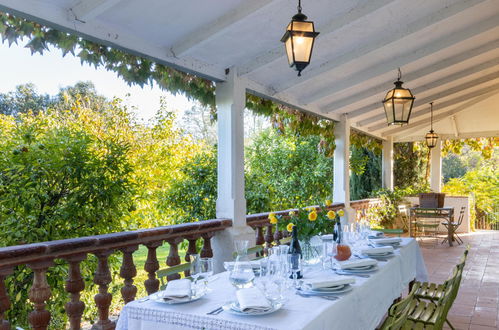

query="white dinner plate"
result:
[364,252,393,257]
[309,284,353,294]
[150,289,206,305]
[223,301,283,316]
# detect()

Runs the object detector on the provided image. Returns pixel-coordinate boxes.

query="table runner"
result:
[116,238,427,330]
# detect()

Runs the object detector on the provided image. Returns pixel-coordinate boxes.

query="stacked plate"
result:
[297,277,355,297]
[368,230,385,239]
[360,246,395,260]
[223,300,283,316]
[335,258,379,275]
[369,237,402,248]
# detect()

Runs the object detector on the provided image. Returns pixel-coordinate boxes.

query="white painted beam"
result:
[238,0,396,76]
[274,0,490,96]
[0,1,227,81]
[327,52,499,115]
[395,131,499,142]
[171,0,273,57]
[69,0,122,22]
[382,136,394,190]
[358,71,499,129]
[430,140,442,192]
[382,91,498,137]
[450,116,459,137]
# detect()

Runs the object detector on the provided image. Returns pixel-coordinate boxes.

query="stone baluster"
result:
[165,238,182,281]
[200,233,214,258]
[144,242,162,295]
[64,254,86,330]
[0,268,12,330]
[92,251,114,330]
[264,224,273,254]
[120,246,138,304]
[255,226,265,257]
[27,260,54,330]
[184,236,199,277]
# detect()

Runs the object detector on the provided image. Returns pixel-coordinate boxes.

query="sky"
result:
[0,42,194,121]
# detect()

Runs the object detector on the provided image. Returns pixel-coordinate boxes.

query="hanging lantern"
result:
[382,68,415,125]
[281,0,319,76]
[425,102,439,148]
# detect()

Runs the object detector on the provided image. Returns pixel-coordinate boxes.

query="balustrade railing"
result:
[0,219,231,330]
[0,199,382,329]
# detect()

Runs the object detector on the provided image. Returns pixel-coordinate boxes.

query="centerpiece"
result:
[269,201,344,265]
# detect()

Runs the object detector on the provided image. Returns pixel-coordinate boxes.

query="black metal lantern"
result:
[425,102,439,148]
[281,0,319,76]
[382,68,415,125]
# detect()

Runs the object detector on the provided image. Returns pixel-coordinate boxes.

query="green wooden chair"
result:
[379,289,418,330]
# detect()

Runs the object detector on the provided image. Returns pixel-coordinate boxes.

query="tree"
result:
[442,153,466,183]
[0,83,52,115]
[350,146,382,200]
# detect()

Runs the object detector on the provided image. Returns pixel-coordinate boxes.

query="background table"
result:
[116,238,428,330]
[410,207,455,246]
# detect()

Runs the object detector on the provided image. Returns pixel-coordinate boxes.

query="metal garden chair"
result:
[441,207,465,245]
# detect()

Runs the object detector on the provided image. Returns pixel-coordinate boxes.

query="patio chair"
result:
[398,205,410,232]
[441,207,466,245]
[379,289,418,330]
[414,219,440,245]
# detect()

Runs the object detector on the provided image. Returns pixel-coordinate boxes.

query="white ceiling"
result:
[0,0,498,141]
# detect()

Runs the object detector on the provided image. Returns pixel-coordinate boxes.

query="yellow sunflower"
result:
[327,210,336,219]
[286,223,294,232]
[308,211,318,221]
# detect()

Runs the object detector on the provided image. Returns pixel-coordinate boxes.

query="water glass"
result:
[189,254,201,284]
[198,258,213,292]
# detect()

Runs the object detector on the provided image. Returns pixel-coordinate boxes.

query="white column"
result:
[382,136,394,190]
[333,115,354,224]
[430,140,442,192]
[212,68,254,273]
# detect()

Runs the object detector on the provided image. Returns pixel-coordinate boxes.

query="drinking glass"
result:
[189,254,201,289]
[199,258,213,292]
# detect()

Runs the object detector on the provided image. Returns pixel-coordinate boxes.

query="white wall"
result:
[405,196,470,233]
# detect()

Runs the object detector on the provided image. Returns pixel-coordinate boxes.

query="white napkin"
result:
[371,237,402,245]
[303,277,355,290]
[236,287,272,313]
[161,279,192,302]
[361,246,394,255]
[224,260,262,271]
[338,258,377,270]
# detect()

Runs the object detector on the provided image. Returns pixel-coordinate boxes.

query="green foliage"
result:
[350,146,382,200]
[442,137,498,159]
[442,153,467,183]
[442,161,499,229]
[393,142,428,190]
[246,129,334,211]
[0,83,52,115]
[0,102,136,326]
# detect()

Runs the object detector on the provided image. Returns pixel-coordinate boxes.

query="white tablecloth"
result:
[116,238,427,330]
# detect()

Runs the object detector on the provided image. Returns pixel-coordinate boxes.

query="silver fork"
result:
[206,306,224,315]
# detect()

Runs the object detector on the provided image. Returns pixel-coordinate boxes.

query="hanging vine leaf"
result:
[0,11,338,155]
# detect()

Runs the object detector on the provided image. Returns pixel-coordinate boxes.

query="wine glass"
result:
[199,258,213,292]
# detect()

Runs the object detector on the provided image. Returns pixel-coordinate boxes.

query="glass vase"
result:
[299,238,321,266]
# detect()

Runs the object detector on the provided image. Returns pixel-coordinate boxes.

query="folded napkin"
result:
[337,258,377,270]
[303,277,355,290]
[224,260,262,271]
[320,234,335,241]
[161,279,192,302]
[360,246,394,255]
[371,237,402,245]
[368,231,384,238]
[236,287,272,313]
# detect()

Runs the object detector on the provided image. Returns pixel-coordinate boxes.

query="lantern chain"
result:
[397,67,402,81]
[297,0,302,13]
[429,102,434,131]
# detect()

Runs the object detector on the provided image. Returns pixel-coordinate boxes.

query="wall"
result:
[405,196,470,233]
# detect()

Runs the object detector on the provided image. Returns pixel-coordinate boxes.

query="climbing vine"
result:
[0,11,337,156]
[442,137,498,159]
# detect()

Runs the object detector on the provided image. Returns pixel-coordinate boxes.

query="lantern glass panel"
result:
[285,34,293,65]
[425,132,438,148]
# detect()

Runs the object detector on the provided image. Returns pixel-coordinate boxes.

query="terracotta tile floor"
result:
[418,230,499,330]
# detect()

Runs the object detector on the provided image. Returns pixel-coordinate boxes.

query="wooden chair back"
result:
[381,290,417,330]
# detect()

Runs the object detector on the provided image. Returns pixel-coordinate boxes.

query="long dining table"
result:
[116,237,428,330]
